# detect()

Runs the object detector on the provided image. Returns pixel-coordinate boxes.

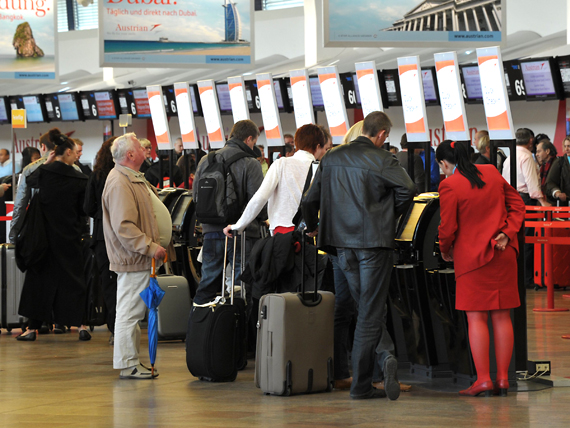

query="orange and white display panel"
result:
[476,47,515,140]
[197,79,225,149]
[318,66,349,145]
[397,56,430,142]
[434,52,470,142]
[355,61,384,117]
[228,76,250,123]
[256,73,284,147]
[11,109,26,129]
[289,69,315,128]
[173,82,198,149]
[147,85,173,150]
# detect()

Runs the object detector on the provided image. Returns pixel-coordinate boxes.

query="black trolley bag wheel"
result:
[185,232,247,381]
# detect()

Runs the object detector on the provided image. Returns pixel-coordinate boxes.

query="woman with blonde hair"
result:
[342,121,363,145]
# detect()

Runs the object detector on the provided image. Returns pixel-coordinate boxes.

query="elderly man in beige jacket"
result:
[102,133,171,380]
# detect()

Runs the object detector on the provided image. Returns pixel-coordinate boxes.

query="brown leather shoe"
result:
[333,377,352,390]
[372,381,412,392]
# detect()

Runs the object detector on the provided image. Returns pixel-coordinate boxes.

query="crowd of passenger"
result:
[2,112,567,398]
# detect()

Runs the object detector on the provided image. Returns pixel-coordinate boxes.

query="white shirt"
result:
[502,145,542,200]
[232,150,315,234]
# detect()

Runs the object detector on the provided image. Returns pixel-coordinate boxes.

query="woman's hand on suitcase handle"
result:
[223,225,234,238]
[307,227,318,238]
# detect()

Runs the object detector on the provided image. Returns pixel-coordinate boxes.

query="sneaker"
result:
[351,387,387,400]
[140,363,159,377]
[120,364,156,380]
[383,356,400,401]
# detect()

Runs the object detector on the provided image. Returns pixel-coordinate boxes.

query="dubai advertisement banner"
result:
[324,0,505,48]
[99,0,253,67]
[0,0,57,80]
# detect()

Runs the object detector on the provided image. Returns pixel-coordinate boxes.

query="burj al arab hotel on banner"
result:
[223,0,243,42]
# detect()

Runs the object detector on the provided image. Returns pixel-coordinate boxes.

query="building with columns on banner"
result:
[385,0,502,32]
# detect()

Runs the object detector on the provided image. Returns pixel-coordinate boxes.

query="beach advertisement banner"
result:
[324,0,505,48]
[0,0,57,80]
[99,0,253,67]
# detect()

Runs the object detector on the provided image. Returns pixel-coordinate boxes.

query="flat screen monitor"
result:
[79,92,99,120]
[215,83,232,114]
[309,76,324,110]
[460,65,483,104]
[381,69,402,107]
[43,93,61,122]
[245,80,260,113]
[117,89,132,116]
[421,68,439,105]
[58,93,82,121]
[519,58,563,101]
[273,78,287,111]
[8,95,25,111]
[284,80,294,110]
[23,95,46,122]
[93,90,118,120]
[340,72,359,109]
[352,73,362,105]
[189,84,202,116]
[503,60,525,102]
[162,85,178,117]
[0,96,10,124]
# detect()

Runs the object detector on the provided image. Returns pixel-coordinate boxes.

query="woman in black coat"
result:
[16,130,90,341]
[84,137,118,344]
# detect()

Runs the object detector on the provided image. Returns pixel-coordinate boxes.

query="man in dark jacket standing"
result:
[192,120,266,307]
[303,111,415,400]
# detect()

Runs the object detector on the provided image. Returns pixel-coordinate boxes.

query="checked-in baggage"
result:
[0,244,26,333]
[255,235,334,396]
[157,270,192,341]
[185,233,247,381]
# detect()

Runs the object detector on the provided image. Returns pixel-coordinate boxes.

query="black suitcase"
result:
[82,238,106,330]
[186,233,247,381]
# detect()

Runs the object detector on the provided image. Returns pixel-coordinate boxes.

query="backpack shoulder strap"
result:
[224,151,253,167]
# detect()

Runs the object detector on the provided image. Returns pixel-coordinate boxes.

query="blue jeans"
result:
[193,233,253,311]
[336,247,395,397]
[330,255,356,381]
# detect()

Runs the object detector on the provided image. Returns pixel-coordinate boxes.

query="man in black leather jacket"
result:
[303,111,415,400]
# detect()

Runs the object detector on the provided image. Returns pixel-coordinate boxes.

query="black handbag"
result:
[15,195,49,272]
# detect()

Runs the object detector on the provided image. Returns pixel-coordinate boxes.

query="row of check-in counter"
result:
[158,188,525,384]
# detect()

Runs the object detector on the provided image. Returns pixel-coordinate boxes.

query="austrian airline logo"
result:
[524,62,547,71]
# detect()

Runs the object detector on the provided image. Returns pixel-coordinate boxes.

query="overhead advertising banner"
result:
[323,0,505,48]
[434,52,470,141]
[256,73,284,147]
[147,85,173,150]
[99,0,253,68]
[289,69,315,129]
[317,66,349,145]
[228,75,250,123]
[355,61,383,118]
[174,82,198,149]
[0,0,57,80]
[197,79,225,149]
[397,56,430,142]
[476,46,515,140]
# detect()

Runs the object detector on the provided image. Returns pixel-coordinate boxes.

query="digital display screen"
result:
[133,89,151,117]
[216,83,232,112]
[461,65,483,101]
[352,73,362,104]
[421,68,438,103]
[382,69,401,106]
[94,91,117,119]
[23,95,45,122]
[43,94,61,122]
[520,59,556,97]
[189,85,199,114]
[79,92,98,119]
[0,97,9,123]
[163,85,177,117]
[557,55,570,97]
[273,80,285,109]
[59,93,80,121]
[309,77,324,107]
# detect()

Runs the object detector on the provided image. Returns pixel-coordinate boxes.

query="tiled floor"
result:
[1,289,570,427]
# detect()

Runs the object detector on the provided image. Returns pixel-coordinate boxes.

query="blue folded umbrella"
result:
[139,259,166,378]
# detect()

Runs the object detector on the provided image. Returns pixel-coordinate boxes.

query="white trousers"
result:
[113,270,150,370]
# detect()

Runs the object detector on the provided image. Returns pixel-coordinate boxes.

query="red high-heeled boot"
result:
[493,379,509,396]
[459,380,494,397]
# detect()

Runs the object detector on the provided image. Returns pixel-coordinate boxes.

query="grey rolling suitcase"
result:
[157,270,192,341]
[255,236,334,395]
[0,244,26,333]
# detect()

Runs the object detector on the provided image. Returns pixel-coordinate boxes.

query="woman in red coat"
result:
[436,140,525,397]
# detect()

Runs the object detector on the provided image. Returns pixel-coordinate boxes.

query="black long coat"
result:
[18,161,88,326]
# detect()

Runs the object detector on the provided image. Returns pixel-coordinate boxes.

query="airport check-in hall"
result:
[1,1,570,427]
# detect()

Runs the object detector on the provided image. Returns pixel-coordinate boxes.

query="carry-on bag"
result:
[0,244,26,332]
[185,233,247,381]
[255,235,334,395]
[156,264,192,341]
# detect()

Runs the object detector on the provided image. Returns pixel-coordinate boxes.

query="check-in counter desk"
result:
[391,193,475,381]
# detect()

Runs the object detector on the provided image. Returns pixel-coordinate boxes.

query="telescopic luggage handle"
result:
[300,233,319,303]
[224,230,247,306]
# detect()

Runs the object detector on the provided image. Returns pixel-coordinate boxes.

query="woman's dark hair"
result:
[436,140,486,189]
[51,129,76,157]
[39,127,62,151]
[93,137,118,180]
[21,146,41,170]
[295,123,325,153]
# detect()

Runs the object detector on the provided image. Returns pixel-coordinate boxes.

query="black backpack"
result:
[195,150,253,224]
